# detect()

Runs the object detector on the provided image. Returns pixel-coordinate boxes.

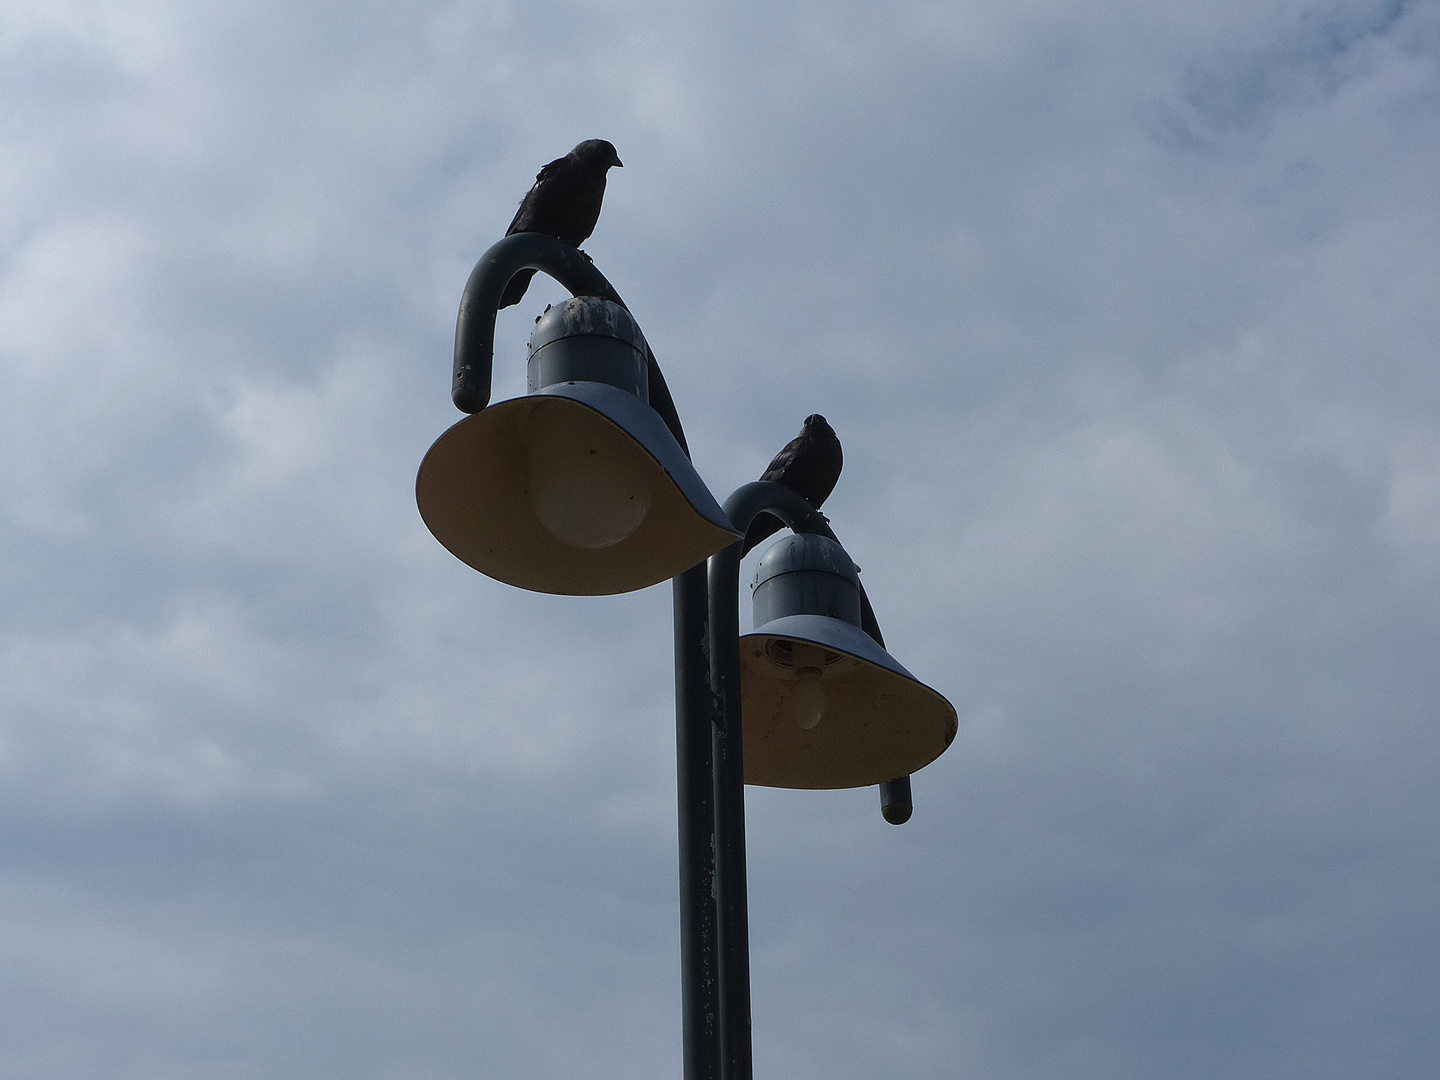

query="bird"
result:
[743,414,844,556]
[498,139,624,308]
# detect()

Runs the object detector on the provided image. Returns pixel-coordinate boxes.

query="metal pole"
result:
[707,482,829,1080]
[674,562,720,1080]
[708,541,753,1080]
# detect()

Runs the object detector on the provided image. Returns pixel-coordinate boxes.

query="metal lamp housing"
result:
[417,297,738,595]
[741,534,957,788]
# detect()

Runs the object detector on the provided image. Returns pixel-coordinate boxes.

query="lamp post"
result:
[416,233,956,1080]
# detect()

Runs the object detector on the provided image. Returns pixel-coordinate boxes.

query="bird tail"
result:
[498,267,538,309]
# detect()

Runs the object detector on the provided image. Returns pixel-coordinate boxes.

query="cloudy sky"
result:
[2,1,1438,1077]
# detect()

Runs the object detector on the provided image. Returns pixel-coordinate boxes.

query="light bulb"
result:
[792,666,825,729]
[525,405,655,549]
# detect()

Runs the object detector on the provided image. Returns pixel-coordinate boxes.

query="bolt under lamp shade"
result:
[417,380,740,596]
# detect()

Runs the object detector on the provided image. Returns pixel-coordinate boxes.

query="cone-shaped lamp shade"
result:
[739,533,956,788]
[418,382,739,595]
[741,616,957,788]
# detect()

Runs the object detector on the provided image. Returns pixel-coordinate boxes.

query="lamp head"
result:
[741,533,957,788]
[417,297,739,594]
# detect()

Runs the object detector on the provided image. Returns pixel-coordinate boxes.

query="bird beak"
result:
[613,155,624,168]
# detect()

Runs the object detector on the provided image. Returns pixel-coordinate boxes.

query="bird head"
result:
[574,139,623,170]
[803,413,831,432]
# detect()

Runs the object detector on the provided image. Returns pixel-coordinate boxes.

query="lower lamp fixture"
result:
[741,533,957,789]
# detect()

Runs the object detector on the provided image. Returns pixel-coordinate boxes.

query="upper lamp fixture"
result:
[417,296,738,595]
[741,533,957,789]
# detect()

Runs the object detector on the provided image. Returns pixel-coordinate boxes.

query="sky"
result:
[1,0,1438,1077]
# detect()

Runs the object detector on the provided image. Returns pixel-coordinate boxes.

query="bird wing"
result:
[506,155,569,235]
[760,438,804,482]
[505,195,532,236]
[533,156,566,184]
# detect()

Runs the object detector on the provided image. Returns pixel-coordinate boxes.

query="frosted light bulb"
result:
[792,666,825,729]
[525,406,655,549]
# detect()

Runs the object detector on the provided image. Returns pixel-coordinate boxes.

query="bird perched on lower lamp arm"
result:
[742,414,844,556]
[498,138,624,309]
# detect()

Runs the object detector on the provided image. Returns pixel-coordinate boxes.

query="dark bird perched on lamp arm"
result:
[498,138,624,309]
[742,414,844,556]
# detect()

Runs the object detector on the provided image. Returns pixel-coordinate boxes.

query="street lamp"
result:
[416,232,956,1080]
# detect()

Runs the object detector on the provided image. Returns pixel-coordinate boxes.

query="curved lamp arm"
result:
[452,232,689,456]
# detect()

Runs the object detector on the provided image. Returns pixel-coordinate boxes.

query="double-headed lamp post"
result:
[416,233,957,1080]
